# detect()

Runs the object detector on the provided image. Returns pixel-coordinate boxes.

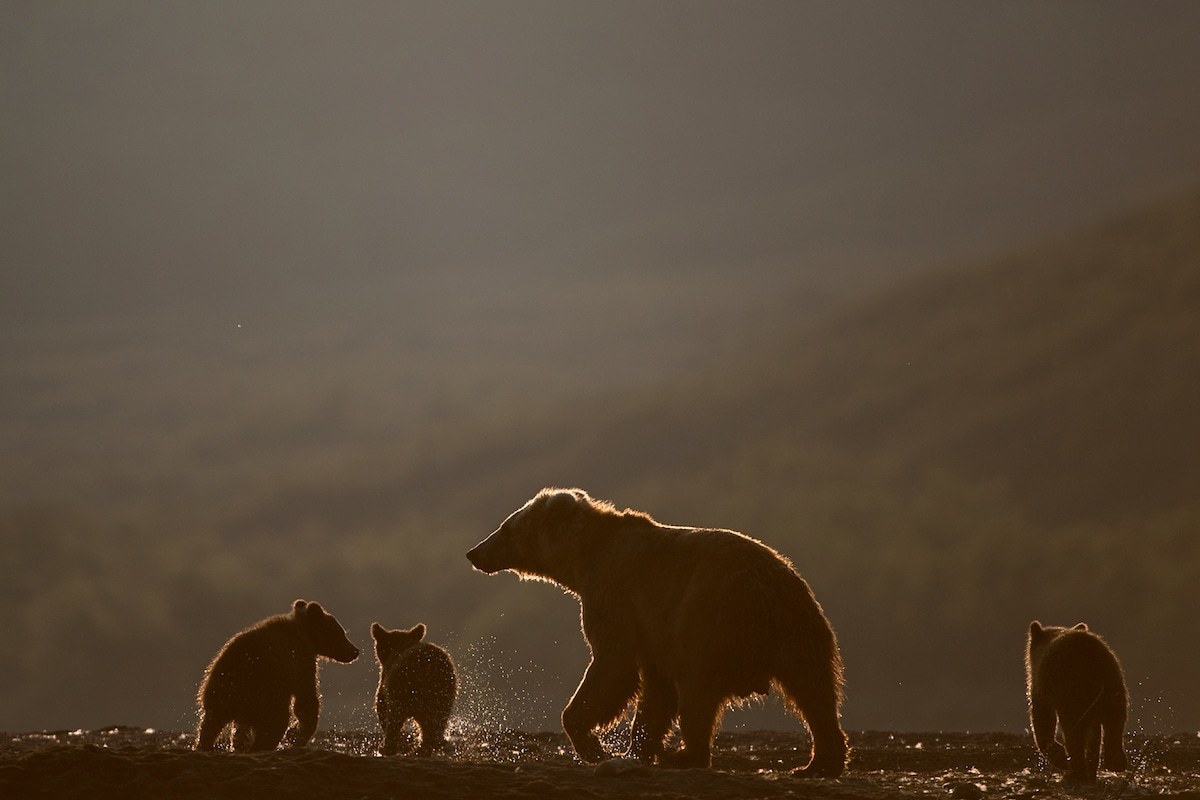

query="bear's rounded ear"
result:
[1073,622,1088,631]
[408,624,426,641]
[371,622,385,640]
[293,599,309,615]
[305,602,326,619]
[1029,621,1044,636]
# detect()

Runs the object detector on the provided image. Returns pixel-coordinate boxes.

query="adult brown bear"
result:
[1026,621,1129,782]
[466,488,848,775]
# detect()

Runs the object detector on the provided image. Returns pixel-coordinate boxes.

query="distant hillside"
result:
[5,188,1197,735]
[386,186,1200,731]
[752,186,1200,526]
[208,187,1200,545]
[243,186,1197,732]
[350,186,1200,531]
[594,186,1200,532]
[583,186,1200,729]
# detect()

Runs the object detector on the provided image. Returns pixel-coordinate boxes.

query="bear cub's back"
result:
[385,642,456,698]
[1033,626,1124,685]
[372,622,458,712]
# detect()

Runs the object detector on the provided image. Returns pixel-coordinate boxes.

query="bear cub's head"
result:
[466,487,590,576]
[371,622,427,666]
[293,599,360,664]
[1027,620,1089,660]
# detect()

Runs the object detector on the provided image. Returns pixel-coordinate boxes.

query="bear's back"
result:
[1036,629,1126,704]
[637,524,800,580]
[203,616,308,700]
[384,642,457,703]
[643,525,818,617]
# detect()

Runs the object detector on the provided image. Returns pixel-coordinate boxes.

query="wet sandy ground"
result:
[2,727,1196,799]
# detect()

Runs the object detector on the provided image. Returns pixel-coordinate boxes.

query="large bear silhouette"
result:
[467,488,847,775]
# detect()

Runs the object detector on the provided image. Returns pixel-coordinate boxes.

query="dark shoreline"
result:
[2,728,1197,800]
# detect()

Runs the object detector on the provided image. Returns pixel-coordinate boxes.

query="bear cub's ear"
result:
[371,622,386,642]
[293,599,309,615]
[406,623,427,642]
[1073,622,1089,631]
[1029,621,1044,637]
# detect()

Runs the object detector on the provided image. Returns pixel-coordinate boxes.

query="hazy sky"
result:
[5,1,1200,329]
[4,2,1200,735]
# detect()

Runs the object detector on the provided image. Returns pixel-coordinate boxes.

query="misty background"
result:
[3,2,1199,737]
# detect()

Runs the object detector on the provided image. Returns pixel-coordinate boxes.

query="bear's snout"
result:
[466,539,502,574]
[332,645,360,664]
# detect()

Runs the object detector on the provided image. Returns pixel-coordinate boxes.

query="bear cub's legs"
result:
[194,710,291,753]
[1101,716,1129,772]
[380,713,451,756]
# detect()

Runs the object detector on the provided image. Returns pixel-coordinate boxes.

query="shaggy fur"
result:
[194,600,360,751]
[467,488,848,775]
[1026,621,1129,782]
[372,622,458,755]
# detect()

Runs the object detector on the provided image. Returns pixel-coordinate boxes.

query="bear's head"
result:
[371,622,426,667]
[1027,620,1089,665]
[466,487,596,587]
[293,599,360,663]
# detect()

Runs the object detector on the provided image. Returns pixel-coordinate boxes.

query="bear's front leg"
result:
[561,657,639,764]
[380,719,413,756]
[289,690,320,747]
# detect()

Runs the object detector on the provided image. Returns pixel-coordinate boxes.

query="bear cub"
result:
[372,622,458,756]
[1026,621,1129,782]
[194,599,360,752]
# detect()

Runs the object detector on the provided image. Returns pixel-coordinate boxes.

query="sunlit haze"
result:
[3,1,1199,737]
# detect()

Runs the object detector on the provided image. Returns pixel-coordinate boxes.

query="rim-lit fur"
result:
[467,488,848,775]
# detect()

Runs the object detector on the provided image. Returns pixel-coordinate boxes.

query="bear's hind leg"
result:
[775,670,848,777]
[1083,724,1102,779]
[244,708,291,752]
[380,715,412,756]
[1029,695,1067,769]
[1101,706,1129,771]
[415,712,451,755]
[562,657,639,764]
[1063,719,1100,782]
